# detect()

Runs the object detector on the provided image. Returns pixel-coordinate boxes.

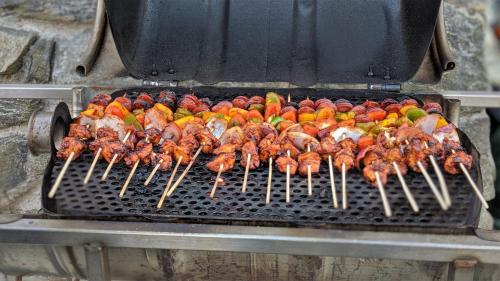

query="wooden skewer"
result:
[157,156,183,209]
[424,142,451,207]
[210,163,224,198]
[450,149,489,209]
[265,157,273,205]
[286,150,291,203]
[48,151,75,198]
[375,171,392,217]
[328,155,338,208]
[392,162,419,213]
[119,160,139,198]
[144,159,163,186]
[242,153,251,193]
[287,93,291,103]
[101,131,132,181]
[459,163,489,209]
[166,146,203,197]
[417,161,447,210]
[84,147,101,185]
[341,162,347,209]
[404,139,446,210]
[306,144,312,196]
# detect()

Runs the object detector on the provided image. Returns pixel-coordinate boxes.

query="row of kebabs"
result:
[52,90,484,216]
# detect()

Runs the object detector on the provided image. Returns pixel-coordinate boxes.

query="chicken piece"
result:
[151,152,173,171]
[219,126,244,149]
[384,147,408,175]
[56,137,86,160]
[363,160,391,186]
[136,139,153,165]
[207,152,236,172]
[133,93,154,110]
[362,146,385,167]
[68,123,92,140]
[137,128,162,145]
[338,138,357,152]
[101,140,127,163]
[319,136,340,160]
[275,156,298,175]
[258,134,280,161]
[173,146,191,165]
[195,129,220,154]
[242,123,263,144]
[442,139,464,156]
[89,93,112,107]
[376,130,397,149]
[334,149,355,171]
[178,134,200,153]
[182,123,205,138]
[240,141,260,170]
[213,144,238,155]
[161,140,176,154]
[404,139,429,172]
[88,136,114,155]
[422,137,445,161]
[95,115,128,141]
[161,123,182,144]
[280,138,301,159]
[96,127,119,140]
[444,151,473,175]
[124,152,140,167]
[297,152,321,176]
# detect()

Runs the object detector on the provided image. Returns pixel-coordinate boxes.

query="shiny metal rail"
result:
[0,218,500,263]
[0,84,500,107]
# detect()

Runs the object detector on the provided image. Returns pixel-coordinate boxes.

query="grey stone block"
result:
[0,0,97,23]
[0,26,36,75]
[0,99,41,129]
[0,133,28,194]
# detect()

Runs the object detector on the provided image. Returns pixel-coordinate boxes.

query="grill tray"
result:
[42,87,482,233]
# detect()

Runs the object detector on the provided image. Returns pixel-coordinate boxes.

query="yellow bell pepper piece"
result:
[299,113,316,124]
[174,116,194,129]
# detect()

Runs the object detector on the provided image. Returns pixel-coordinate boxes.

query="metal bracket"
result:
[368,83,401,92]
[447,258,477,281]
[142,79,179,87]
[84,243,110,281]
[444,98,461,126]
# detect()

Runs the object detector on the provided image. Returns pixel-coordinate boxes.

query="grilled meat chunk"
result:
[207,152,236,172]
[275,156,298,175]
[258,134,280,161]
[363,160,391,186]
[89,93,112,107]
[160,140,176,154]
[242,123,263,144]
[68,123,92,140]
[101,140,127,163]
[178,134,200,153]
[338,138,357,151]
[195,129,220,154]
[334,149,355,171]
[137,128,162,145]
[240,141,260,170]
[319,136,340,160]
[297,152,321,176]
[444,151,473,175]
[136,139,153,165]
[124,152,140,167]
[173,146,191,165]
[213,144,238,155]
[151,152,173,171]
[56,137,86,160]
[96,127,119,140]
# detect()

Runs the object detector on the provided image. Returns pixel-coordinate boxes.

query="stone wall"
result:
[0,0,499,280]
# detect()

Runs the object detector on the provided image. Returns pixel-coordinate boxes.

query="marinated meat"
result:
[404,140,429,172]
[213,144,238,155]
[101,140,127,163]
[178,134,200,153]
[442,139,463,156]
[195,129,220,154]
[275,156,298,175]
[56,137,86,160]
[89,93,112,107]
[240,141,260,170]
[318,136,340,159]
[96,127,119,140]
[173,146,191,165]
[136,139,153,165]
[334,149,355,171]
[444,151,473,175]
[297,152,321,176]
[258,134,280,161]
[137,128,162,145]
[242,123,263,144]
[124,152,139,167]
[161,140,177,154]
[207,152,236,172]
[161,123,182,144]
[338,138,357,151]
[68,123,92,140]
[182,123,205,138]
[363,160,391,186]
[133,93,154,110]
[144,107,168,131]
[280,138,301,159]
[219,126,244,148]
[151,152,173,171]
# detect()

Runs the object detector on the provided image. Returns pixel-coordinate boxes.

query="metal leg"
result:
[447,259,477,281]
[84,243,110,281]
[444,98,461,127]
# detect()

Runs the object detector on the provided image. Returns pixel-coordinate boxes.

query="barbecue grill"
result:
[1,1,500,280]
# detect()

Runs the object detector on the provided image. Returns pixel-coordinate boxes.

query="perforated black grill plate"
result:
[42,88,482,233]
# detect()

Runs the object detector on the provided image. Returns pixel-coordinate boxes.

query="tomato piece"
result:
[299,99,315,108]
[362,100,380,109]
[385,104,402,114]
[114,96,132,111]
[366,108,387,121]
[351,105,366,115]
[281,110,297,123]
[104,101,129,119]
[265,103,281,120]
[228,113,246,128]
[247,110,264,123]
[358,136,375,150]
[278,120,295,132]
[355,114,373,123]
[400,99,419,107]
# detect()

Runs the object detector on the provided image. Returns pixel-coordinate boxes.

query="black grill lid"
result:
[105,0,443,86]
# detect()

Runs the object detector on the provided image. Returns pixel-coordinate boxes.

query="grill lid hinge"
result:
[368,83,401,93]
[142,79,179,87]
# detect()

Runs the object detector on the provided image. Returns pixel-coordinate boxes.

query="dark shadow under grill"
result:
[41,87,482,234]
